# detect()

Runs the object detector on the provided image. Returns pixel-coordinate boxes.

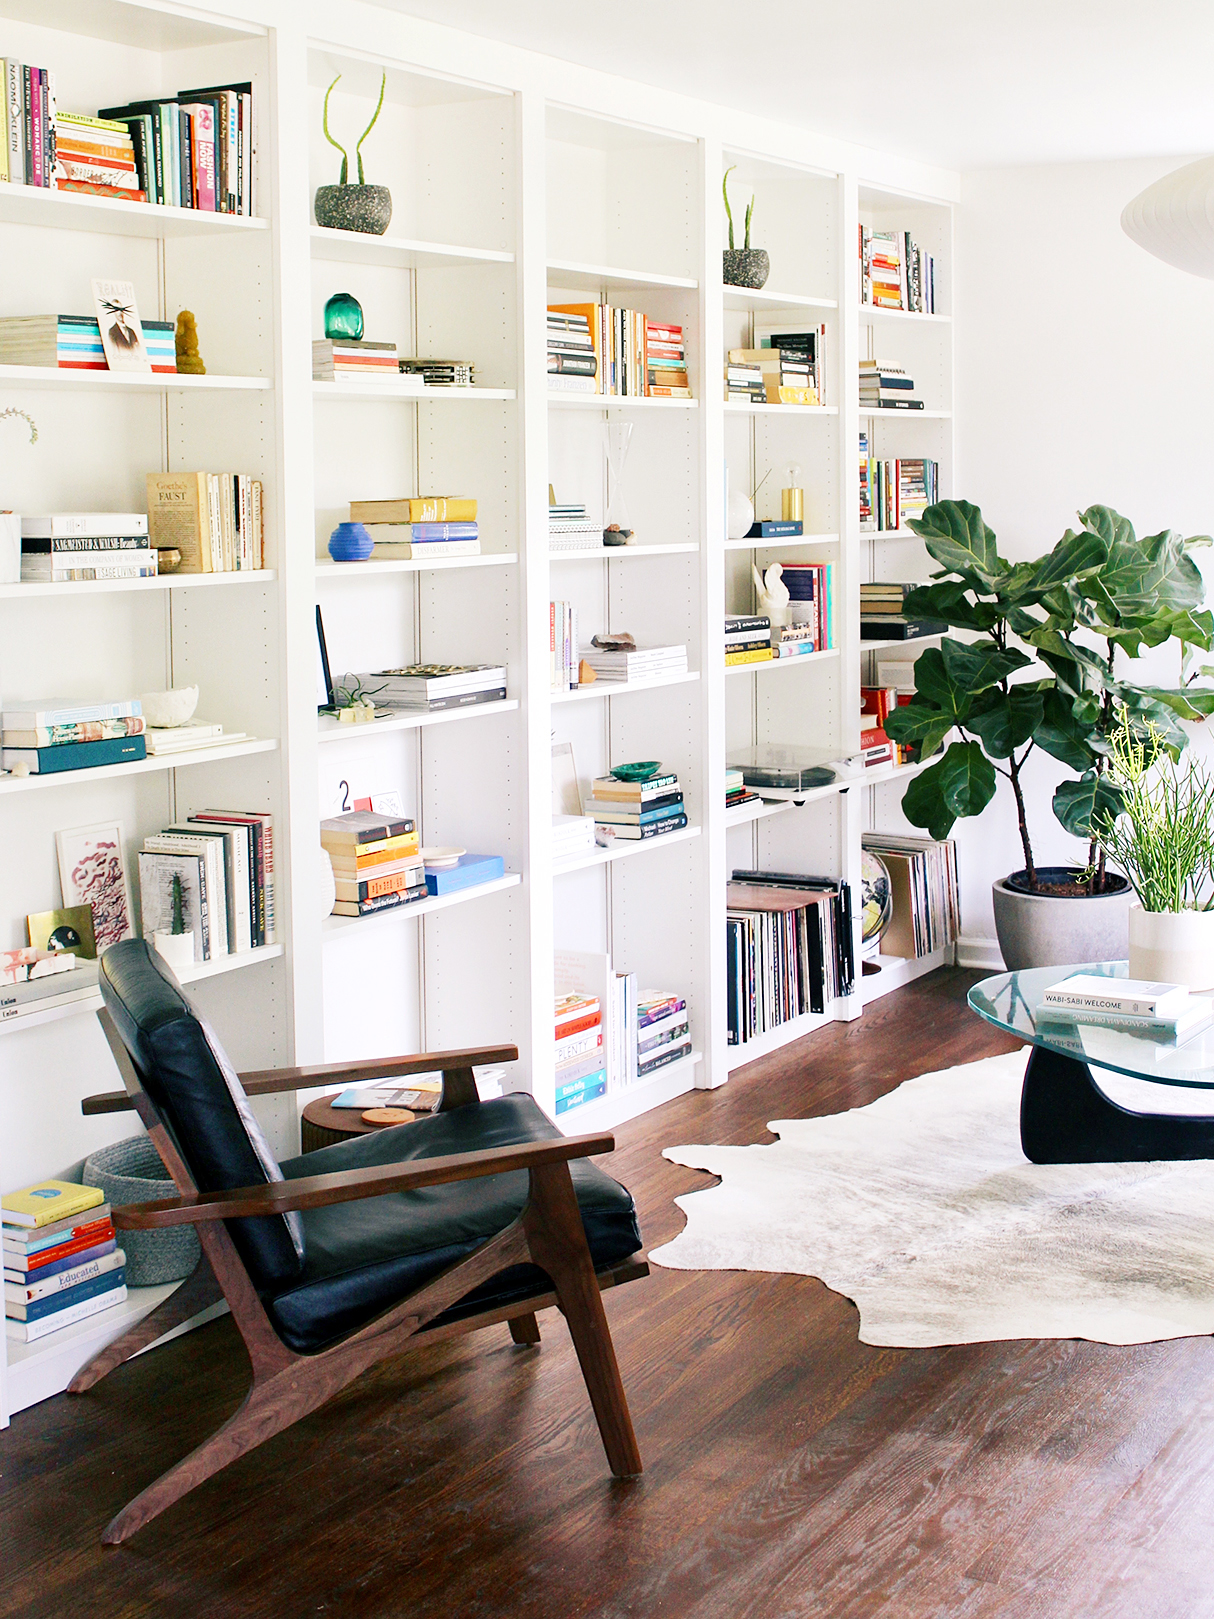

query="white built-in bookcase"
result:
[0,0,958,1420]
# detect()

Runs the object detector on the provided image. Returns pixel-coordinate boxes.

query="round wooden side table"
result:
[300,1093,410,1152]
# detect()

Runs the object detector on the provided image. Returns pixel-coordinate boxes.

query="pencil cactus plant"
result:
[314,72,393,235]
[722,166,769,289]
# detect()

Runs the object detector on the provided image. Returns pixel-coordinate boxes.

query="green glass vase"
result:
[324,291,364,341]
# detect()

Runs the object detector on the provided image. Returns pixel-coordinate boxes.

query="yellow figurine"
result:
[174,309,206,375]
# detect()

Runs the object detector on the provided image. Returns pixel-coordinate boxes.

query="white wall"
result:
[952,155,1214,952]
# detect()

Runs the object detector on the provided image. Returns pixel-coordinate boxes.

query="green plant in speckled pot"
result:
[314,72,392,236]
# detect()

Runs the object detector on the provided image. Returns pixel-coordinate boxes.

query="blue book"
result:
[10,1267,126,1322]
[0,735,148,774]
[555,1078,607,1114]
[20,1239,118,1280]
[555,1066,606,1102]
[745,520,804,539]
[424,853,505,896]
[409,522,478,541]
[593,799,685,825]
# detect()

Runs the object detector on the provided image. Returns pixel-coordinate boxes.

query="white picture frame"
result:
[56,821,135,952]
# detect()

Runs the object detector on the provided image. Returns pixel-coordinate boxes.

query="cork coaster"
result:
[361,1107,416,1126]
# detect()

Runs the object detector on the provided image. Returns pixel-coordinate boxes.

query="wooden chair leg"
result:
[523,1163,642,1478]
[68,1254,223,1394]
[508,1312,541,1346]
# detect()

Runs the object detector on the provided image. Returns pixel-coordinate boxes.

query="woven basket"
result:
[82,1135,200,1287]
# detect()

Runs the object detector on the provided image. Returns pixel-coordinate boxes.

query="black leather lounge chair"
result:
[74,938,647,1544]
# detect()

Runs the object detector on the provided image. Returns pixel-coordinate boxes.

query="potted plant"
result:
[722,167,769,290]
[153,872,195,973]
[1094,717,1214,988]
[883,500,1214,969]
[314,72,391,235]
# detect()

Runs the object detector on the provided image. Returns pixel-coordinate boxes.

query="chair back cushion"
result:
[99,938,304,1288]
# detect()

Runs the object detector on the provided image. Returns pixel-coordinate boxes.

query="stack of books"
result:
[859,441,939,531]
[98,83,255,213]
[637,993,692,1077]
[726,767,760,813]
[2,696,146,776]
[356,664,507,713]
[725,359,765,403]
[551,602,580,691]
[53,113,142,197]
[585,770,688,843]
[726,872,855,1045]
[782,562,834,649]
[863,684,916,767]
[1,950,100,1026]
[859,227,936,314]
[547,311,598,392]
[861,834,959,960]
[552,813,596,863]
[20,512,155,583]
[399,358,475,388]
[4,1181,126,1345]
[549,502,601,552]
[348,497,479,560]
[146,471,264,572]
[1,59,56,187]
[1035,975,1214,1042]
[144,720,244,757]
[859,361,924,411]
[728,328,826,405]
[859,720,894,769]
[774,624,818,658]
[322,812,424,918]
[578,641,687,684]
[646,323,689,397]
[726,614,772,666]
[0,314,175,372]
[860,581,946,642]
[554,992,607,1115]
[140,810,276,958]
[312,339,400,383]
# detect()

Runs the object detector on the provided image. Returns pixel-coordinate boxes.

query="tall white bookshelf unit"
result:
[0,0,958,1421]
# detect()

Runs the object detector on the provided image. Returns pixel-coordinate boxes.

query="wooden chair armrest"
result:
[112,1132,615,1228]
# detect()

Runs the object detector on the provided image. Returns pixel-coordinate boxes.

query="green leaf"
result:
[1078,505,1136,554]
[938,740,998,818]
[1006,604,1047,637]
[940,637,1032,693]
[901,581,1001,630]
[965,687,1045,758]
[1134,685,1214,720]
[1024,527,1109,595]
[883,700,955,761]
[1033,688,1100,771]
[901,756,959,840]
[908,500,1007,586]
[1053,771,1125,838]
[905,646,973,722]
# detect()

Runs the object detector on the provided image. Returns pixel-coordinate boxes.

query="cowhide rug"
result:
[650,1050,1214,1346]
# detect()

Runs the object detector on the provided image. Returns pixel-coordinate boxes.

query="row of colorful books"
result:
[861,684,915,768]
[554,948,692,1114]
[312,341,476,388]
[725,614,819,666]
[861,834,959,961]
[859,442,939,531]
[321,810,505,917]
[347,496,482,561]
[1,950,99,1026]
[859,227,937,314]
[725,327,827,406]
[727,870,855,1046]
[0,314,175,373]
[4,1181,126,1344]
[138,811,277,958]
[146,474,264,572]
[547,304,689,397]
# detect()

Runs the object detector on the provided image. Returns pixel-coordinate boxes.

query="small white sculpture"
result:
[753,561,791,628]
[727,486,754,542]
[139,685,199,727]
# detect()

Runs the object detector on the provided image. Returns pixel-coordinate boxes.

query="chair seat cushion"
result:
[267,1095,642,1353]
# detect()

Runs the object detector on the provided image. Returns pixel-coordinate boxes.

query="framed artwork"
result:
[56,822,134,952]
[27,905,97,959]
[552,741,583,816]
[91,278,151,373]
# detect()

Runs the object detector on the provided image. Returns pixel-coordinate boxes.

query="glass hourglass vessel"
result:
[603,421,635,544]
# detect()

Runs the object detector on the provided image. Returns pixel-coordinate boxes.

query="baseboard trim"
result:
[955,935,1005,971]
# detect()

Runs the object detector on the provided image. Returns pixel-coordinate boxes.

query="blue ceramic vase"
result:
[329,521,374,561]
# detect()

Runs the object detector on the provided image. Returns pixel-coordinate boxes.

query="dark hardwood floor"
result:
[5,967,1214,1618]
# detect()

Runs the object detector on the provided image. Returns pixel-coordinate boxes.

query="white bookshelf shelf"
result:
[549,543,698,561]
[0,185,269,240]
[0,738,276,796]
[548,394,697,410]
[317,700,518,744]
[863,528,920,539]
[316,554,516,580]
[726,1006,837,1073]
[864,755,941,789]
[324,874,522,938]
[0,367,270,393]
[555,1049,702,1135]
[553,823,701,875]
[860,307,951,325]
[723,401,838,417]
[313,381,516,403]
[724,781,847,826]
[860,945,953,1005]
[859,407,951,419]
[551,671,699,705]
[860,633,944,651]
[725,532,838,552]
[547,259,698,292]
[310,227,513,269]
[726,649,840,676]
[0,570,276,601]
[721,286,837,313]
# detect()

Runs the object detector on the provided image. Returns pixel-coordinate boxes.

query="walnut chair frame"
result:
[75,1010,647,1546]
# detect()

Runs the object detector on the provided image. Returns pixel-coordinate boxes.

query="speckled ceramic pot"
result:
[723,248,770,289]
[314,184,393,235]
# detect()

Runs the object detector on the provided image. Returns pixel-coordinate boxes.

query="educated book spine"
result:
[5,1247,125,1305]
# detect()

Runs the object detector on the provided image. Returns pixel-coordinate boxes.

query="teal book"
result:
[0,735,147,774]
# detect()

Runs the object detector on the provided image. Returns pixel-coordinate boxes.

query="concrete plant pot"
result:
[992,867,1133,971]
[1128,903,1214,990]
[314,184,392,235]
[723,248,770,289]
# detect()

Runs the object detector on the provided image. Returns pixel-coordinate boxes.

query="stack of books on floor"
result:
[783,562,834,649]
[859,228,936,313]
[0,314,176,372]
[862,684,916,767]
[861,833,959,960]
[146,470,264,572]
[859,360,924,412]
[1,950,100,1026]
[859,438,939,530]
[578,641,687,683]
[552,813,596,863]
[549,501,601,552]
[313,339,400,383]
[1035,975,1214,1042]
[356,663,507,712]
[860,581,946,642]
[348,496,480,560]
[551,601,580,692]
[645,323,689,397]
[322,811,424,918]
[585,769,687,844]
[726,767,760,812]
[637,992,692,1077]
[400,358,475,388]
[554,991,608,1115]
[547,310,598,392]
[20,512,156,582]
[1,696,146,775]
[4,1181,126,1345]
[725,358,764,403]
[98,83,256,212]
[726,614,772,665]
[726,871,855,1046]
[140,809,276,955]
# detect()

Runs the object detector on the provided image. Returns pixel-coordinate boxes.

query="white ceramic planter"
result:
[153,931,195,975]
[1128,903,1214,990]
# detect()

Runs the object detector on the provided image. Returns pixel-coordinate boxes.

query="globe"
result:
[860,849,893,942]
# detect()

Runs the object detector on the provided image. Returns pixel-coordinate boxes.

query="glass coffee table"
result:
[969,961,1214,1164]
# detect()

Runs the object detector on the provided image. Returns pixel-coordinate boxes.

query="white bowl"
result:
[140,685,200,728]
[421,845,465,869]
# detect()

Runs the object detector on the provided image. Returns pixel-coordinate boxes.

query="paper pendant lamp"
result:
[1122,157,1214,280]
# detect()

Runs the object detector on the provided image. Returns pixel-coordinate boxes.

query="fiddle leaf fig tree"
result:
[883,500,1214,894]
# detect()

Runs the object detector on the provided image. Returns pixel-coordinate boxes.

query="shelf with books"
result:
[0,367,270,394]
[323,873,522,938]
[316,700,518,745]
[311,227,513,270]
[547,260,698,294]
[0,570,276,602]
[551,671,700,706]
[0,737,276,796]
[860,307,951,326]
[721,287,837,314]
[554,1048,703,1136]
[723,402,838,417]
[312,381,516,404]
[859,632,944,652]
[0,184,270,239]
[316,555,517,580]
[552,822,701,876]
[726,648,839,677]
[547,395,698,411]
[859,407,951,420]
[549,543,699,563]
[725,532,838,552]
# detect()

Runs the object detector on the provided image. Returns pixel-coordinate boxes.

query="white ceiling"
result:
[373,0,1214,170]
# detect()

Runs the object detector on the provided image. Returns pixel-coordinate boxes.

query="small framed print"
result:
[56,821,134,952]
[91,278,151,373]
[27,905,97,959]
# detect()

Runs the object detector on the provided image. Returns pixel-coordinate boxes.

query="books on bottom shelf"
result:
[585,771,687,843]
[726,872,855,1047]
[862,833,959,960]
[554,950,691,1116]
[3,1182,127,1343]
[1,950,100,1025]
[139,810,275,958]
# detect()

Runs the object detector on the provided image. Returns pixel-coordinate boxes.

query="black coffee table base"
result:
[1021,1043,1214,1164]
